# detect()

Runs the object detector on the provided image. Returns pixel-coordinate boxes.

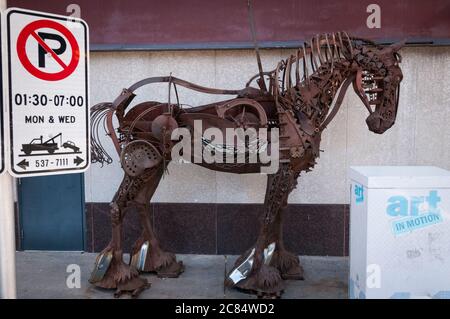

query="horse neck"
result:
[293,62,353,127]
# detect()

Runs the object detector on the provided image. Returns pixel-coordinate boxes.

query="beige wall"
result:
[85,47,450,204]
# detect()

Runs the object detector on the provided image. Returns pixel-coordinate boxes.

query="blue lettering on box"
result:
[387,191,443,236]
[392,212,442,235]
[349,277,366,299]
[389,291,450,299]
[355,184,364,204]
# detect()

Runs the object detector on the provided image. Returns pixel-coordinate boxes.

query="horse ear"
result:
[387,40,406,53]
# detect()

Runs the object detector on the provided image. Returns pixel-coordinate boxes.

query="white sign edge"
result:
[0,11,5,176]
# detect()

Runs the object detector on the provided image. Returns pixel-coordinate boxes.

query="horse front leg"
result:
[265,170,304,281]
[269,208,304,281]
[129,164,184,278]
[226,163,298,298]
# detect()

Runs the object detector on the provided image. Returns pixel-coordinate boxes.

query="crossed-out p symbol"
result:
[37,32,67,68]
[16,19,80,81]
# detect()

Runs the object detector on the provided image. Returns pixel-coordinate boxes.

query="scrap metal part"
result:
[228,242,276,285]
[89,250,113,284]
[120,140,162,177]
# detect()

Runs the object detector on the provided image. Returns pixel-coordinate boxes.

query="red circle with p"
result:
[16,19,80,81]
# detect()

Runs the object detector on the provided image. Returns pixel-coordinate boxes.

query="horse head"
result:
[351,40,405,134]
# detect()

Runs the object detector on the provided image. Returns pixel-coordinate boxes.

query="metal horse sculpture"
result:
[89,32,404,297]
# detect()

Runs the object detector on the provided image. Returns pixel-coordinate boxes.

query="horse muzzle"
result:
[366,112,390,134]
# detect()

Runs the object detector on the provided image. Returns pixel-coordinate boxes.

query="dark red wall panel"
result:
[8,0,450,50]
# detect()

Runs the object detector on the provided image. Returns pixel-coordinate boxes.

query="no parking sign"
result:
[4,8,89,177]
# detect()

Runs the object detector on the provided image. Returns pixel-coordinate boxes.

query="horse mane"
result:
[272,32,383,95]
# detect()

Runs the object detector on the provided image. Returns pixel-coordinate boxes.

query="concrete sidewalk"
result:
[15,252,348,299]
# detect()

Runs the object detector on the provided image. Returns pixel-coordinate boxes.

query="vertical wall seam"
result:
[91,204,95,252]
[341,87,350,255]
[213,50,218,205]
[412,49,418,165]
[215,203,218,254]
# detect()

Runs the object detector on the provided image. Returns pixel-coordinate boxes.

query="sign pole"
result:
[0,174,16,299]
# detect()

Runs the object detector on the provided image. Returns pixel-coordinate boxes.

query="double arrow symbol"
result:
[17,156,84,170]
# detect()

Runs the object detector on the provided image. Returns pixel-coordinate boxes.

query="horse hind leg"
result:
[129,164,184,278]
[89,140,168,297]
[89,175,149,298]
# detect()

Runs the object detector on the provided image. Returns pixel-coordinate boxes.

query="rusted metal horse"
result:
[89,32,404,297]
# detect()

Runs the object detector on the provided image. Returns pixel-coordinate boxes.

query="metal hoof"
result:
[157,261,184,278]
[131,283,151,298]
[281,273,304,281]
[256,290,283,299]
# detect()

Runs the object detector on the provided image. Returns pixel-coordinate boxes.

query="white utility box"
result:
[348,166,450,299]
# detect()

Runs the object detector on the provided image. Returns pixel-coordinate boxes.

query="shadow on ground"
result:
[16,252,348,299]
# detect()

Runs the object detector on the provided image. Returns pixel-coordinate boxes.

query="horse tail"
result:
[90,102,116,166]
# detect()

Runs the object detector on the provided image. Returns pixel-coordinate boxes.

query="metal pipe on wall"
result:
[0,0,18,299]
